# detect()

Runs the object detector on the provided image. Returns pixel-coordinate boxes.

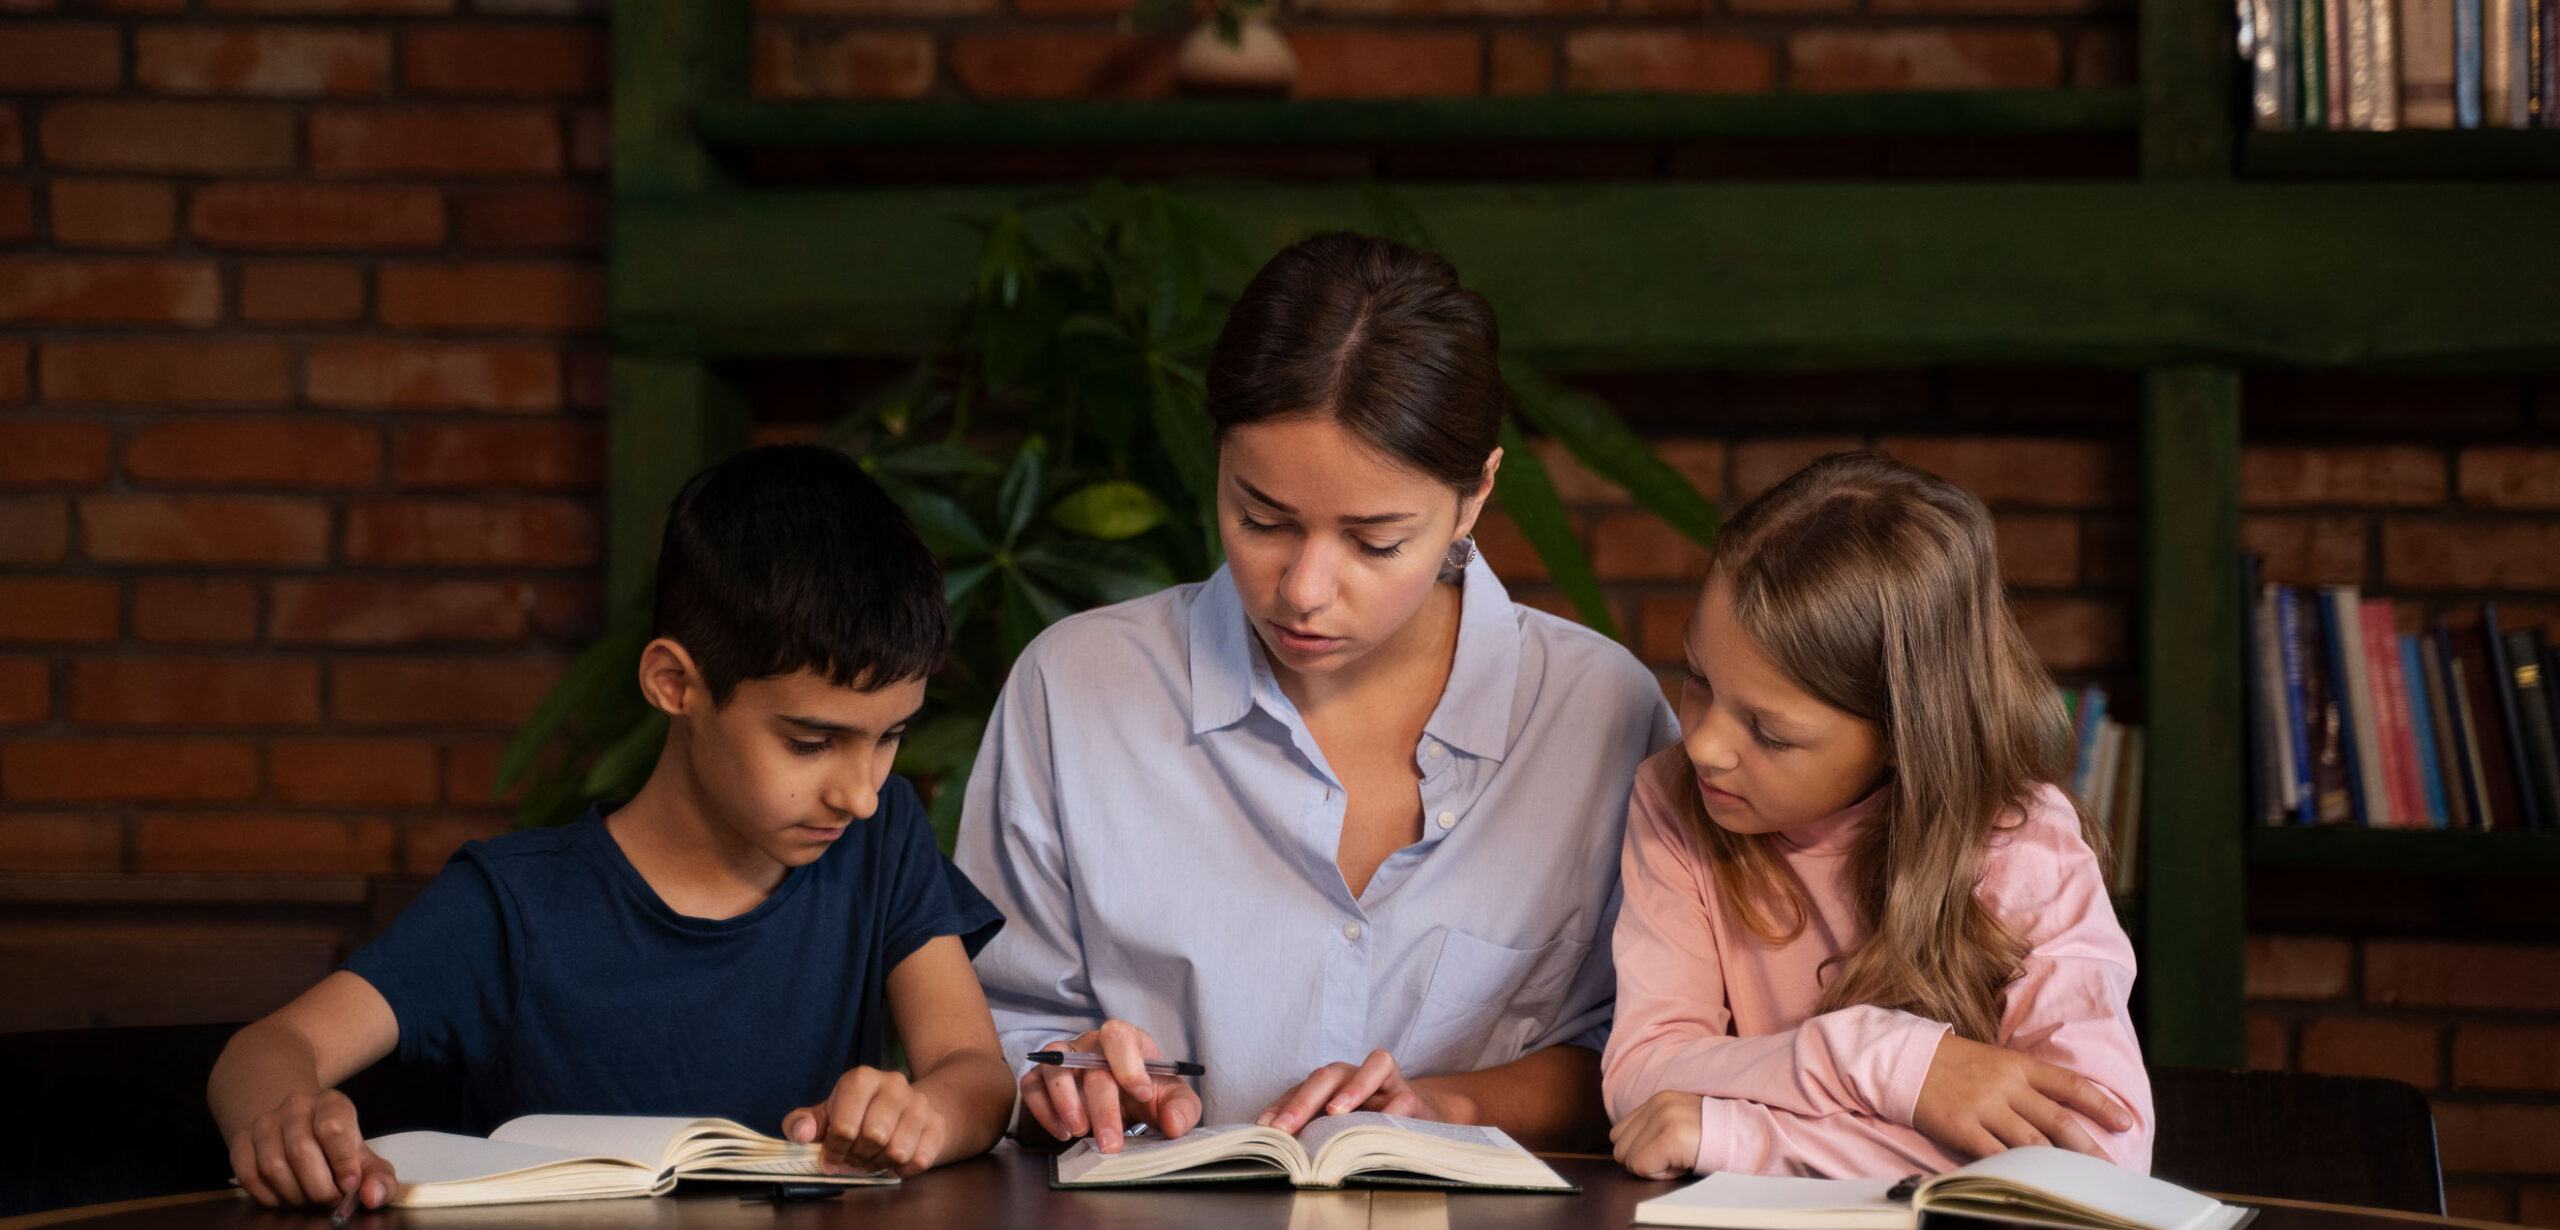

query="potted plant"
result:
[1129,0,1299,96]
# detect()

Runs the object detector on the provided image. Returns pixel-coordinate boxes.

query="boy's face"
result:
[1678,572,1890,837]
[664,654,926,867]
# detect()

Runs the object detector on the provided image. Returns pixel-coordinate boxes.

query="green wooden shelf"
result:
[693,91,2140,149]
[2249,825,2560,875]
[2242,128,2560,178]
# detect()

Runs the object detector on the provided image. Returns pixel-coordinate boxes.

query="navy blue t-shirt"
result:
[344,775,1001,1135]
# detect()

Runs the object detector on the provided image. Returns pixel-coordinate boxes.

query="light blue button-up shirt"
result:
[954,554,1678,1124]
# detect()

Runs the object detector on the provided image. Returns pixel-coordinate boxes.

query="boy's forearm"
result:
[207,1020,327,1140]
[911,1048,1019,1162]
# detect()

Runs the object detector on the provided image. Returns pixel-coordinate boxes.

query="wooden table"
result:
[1,1145,2528,1230]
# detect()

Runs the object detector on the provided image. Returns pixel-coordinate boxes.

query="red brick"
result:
[270,578,531,644]
[402,28,606,95]
[2436,1103,2560,1176]
[1300,0,1600,12]
[1470,505,1552,584]
[331,656,564,727]
[2242,444,2446,507]
[1491,34,1556,95]
[135,814,398,873]
[1729,436,1862,504]
[568,105,607,173]
[206,0,448,13]
[452,186,603,250]
[1638,591,1697,665]
[1,737,260,802]
[124,418,380,487]
[2447,1184,2517,1225]
[1728,0,1856,13]
[0,257,220,325]
[2460,446,2560,509]
[2382,520,2560,591]
[134,27,390,96]
[49,178,175,249]
[530,580,599,642]
[2246,935,2355,999]
[392,422,602,490]
[40,102,296,172]
[0,105,22,166]
[2241,515,2367,586]
[948,32,1179,100]
[2296,1017,2440,1089]
[134,578,261,644]
[2012,597,2126,671]
[0,184,32,243]
[270,737,440,805]
[2367,941,2560,1011]
[1590,512,1712,582]
[0,657,48,725]
[1293,31,1485,97]
[0,25,123,92]
[0,340,24,402]
[1871,0,2116,13]
[565,347,608,410]
[405,813,507,870]
[2245,1010,2289,1071]
[308,106,561,176]
[758,0,992,12]
[343,498,597,566]
[2455,1025,2560,1091]
[1788,29,2065,91]
[189,183,445,249]
[441,739,512,805]
[42,339,293,405]
[0,579,118,643]
[80,496,332,565]
[2522,1186,2560,1228]
[2081,515,2139,585]
[69,656,321,726]
[1564,30,1776,92]
[1878,436,2133,508]
[239,261,366,324]
[2071,28,2136,86]
[0,498,69,563]
[1994,513,2079,588]
[306,341,561,411]
[753,29,938,100]
[0,814,120,870]
[376,263,603,332]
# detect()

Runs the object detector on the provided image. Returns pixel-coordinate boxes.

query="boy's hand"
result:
[1610,1090,1703,1180]
[1913,1034,2132,1161]
[227,1089,398,1208]
[1018,1019,1201,1153]
[784,1066,948,1178]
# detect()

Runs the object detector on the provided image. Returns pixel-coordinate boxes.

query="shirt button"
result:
[1437,811,1457,830]
[1342,922,1363,941]
[1425,742,1446,759]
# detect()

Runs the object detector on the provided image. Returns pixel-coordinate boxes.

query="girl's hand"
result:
[1255,1050,1467,1133]
[1018,1019,1202,1153]
[1610,1090,1703,1180]
[783,1066,948,1177]
[1913,1035,2133,1161]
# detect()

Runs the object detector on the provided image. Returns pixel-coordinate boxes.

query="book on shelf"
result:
[1631,1147,2254,1230]
[2060,684,2144,883]
[362,1115,893,1207]
[2246,0,2556,128]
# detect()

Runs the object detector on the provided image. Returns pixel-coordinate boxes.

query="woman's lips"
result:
[1270,622,1343,654]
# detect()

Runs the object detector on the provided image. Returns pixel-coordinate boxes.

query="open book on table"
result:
[365,1114,895,1206]
[1634,1147,2253,1230]
[1050,1110,1575,1192]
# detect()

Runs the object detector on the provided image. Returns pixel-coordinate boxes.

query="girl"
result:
[1605,451,2151,1180]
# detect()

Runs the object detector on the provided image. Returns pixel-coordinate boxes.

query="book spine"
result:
[2460,0,2487,122]
[2251,0,2284,125]
[2453,622,2527,830]
[2506,629,2560,824]
[2347,0,2383,126]
[2074,685,2109,802]
[2313,592,2362,823]
[2403,636,2452,827]
[2307,0,2335,122]
[2331,0,2358,119]
[2361,600,2418,827]
[2329,587,2386,824]
[2281,589,2320,824]
[2281,0,2306,123]
[2404,0,2463,122]
[2484,605,2547,828]
[2377,0,2406,126]
[2419,632,2474,828]
[2259,583,2302,820]
[2441,625,2495,828]
[2489,0,2518,122]
[2541,0,2556,124]
[2516,0,2538,124]
[2114,727,2147,897]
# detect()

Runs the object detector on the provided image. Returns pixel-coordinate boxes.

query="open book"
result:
[1635,1147,2255,1230]
[1051,1111,1574,1192]
[365,1114,895,1206]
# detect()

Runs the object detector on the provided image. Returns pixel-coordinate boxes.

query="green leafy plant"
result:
[499,182,1718,850]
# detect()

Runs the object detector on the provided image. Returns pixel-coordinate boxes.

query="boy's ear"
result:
[637,638,706,717]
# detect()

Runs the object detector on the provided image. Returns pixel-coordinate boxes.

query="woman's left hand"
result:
[1257,1050,1465,1132]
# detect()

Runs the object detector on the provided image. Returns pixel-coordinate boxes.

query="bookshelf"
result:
[609,0,2560,1069]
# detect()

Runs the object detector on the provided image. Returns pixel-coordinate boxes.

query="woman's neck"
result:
[1273,580,1465,718]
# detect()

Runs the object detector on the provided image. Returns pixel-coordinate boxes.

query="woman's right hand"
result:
[1912,1034,2133,1161]
[227,1088,399,1208]
[1019,1019,1202,1153]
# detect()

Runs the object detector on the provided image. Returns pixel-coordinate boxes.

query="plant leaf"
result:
[895,711,987,777]
[1000,567,1075,661]
[1361,182,1435,251]
[1146,363,1218,510]
[1017,539,1178,604]
[889,483,995,560]
[1494,416,1620,640]
[945,560,997,630]
[977,211,1032,308]
[580,709,669,798]
[872,442,998,478]
[1505,360,1719,548]
[1048,480,1169,540]
[998,435,1048,549]
[925,749,974,856]
[496,621,648,790]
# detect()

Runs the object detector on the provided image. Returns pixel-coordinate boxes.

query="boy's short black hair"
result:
[654,444,948,705]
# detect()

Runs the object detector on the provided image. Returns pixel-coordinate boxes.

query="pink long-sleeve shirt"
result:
[1601,747,2153,1178]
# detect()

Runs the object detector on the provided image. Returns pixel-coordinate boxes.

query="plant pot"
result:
[1174,13,1298,96]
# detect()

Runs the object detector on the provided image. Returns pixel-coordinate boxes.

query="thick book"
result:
[2323,587,2385,825]
[2376,0,2406,126]
[2458,0,2486,122]
[2359,601,2419,827]
[2417,633,2473,828]
[364,1115,891,1207]
[2401,636,2452,827]
[2277,588,2318,824]
[1049,1113,1574,1192]
[2449,622,2527,830]
[1632,1147,2254,1230]
[2344,0,2382,126]
[2504,627,2560,826]
[2301,596,2355,824]
[2403,0,2463,123]
[2250,577,2294,824]
[2483,606,2547,828]
[2437,624,2493,828]
[2305,0,2334,123]
[2327,0,2356,119]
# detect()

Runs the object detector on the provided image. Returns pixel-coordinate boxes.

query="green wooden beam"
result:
[692,91,2140,149]
[2250,826,2560,875]
[612,181,2560,368]
[613,0,746,202]
[608,358,752,617]
[2241,130,2560,178]
[2140,367,2246,1070]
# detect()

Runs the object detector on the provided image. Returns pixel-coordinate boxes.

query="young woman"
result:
[1604,451,2151,1180]
[954,233,1676,1153]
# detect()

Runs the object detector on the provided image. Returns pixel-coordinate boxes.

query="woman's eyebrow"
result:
[1234,477,1416,526]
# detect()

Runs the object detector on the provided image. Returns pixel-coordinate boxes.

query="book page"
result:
[1295,1112,1512,1157]
[490,1115,712,1170]
[367,1131,598,1187]
[1633,1173,1912,1230]
[1924,1147,2230,1230]
[1053,1123,1306,1185]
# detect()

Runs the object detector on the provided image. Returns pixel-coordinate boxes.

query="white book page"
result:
[1635,1172,1910,1228]
[366,1131,605,1187]
[1926,1147,2228,1230]
[1054,1123,1304,1184]
[489,1115,711,1170]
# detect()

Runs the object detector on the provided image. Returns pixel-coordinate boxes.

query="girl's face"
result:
[1679,571,1891,835]
[1217,415,1490,679]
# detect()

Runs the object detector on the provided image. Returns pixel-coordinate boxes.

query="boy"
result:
[208,445,1013,1209]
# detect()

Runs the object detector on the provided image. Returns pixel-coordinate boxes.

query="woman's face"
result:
[1217,415,1492,679]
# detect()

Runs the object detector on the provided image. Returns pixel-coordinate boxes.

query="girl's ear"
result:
[1452,445,1505,541]
[637,638,705,718]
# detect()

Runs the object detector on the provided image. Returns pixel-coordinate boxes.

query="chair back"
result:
[2148,1067,2442,1215]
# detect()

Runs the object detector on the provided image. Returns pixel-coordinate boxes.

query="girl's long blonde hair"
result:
[1680,451,2105,1045]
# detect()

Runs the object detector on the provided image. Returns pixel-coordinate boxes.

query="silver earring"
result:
[1439,536,1477,584]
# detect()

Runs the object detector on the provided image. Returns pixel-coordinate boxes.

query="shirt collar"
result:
[1184,553,1523,762]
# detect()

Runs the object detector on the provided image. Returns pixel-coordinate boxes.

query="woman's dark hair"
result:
[654,444,948,705]
[1206,232,1509,492]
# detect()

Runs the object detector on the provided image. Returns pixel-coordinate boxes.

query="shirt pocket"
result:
[1398,928,1588,1076]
